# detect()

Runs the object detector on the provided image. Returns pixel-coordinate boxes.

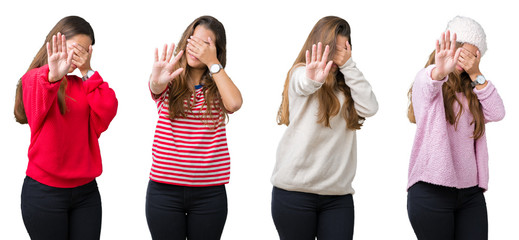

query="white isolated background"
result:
[1,0,517,239]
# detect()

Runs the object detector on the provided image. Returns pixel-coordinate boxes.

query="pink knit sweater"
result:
[408,65,505,190]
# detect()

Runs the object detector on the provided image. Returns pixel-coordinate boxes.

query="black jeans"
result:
[271,187,354,240]
[145,180,228,240]
[21,176,102,240]
[407,181,488,240]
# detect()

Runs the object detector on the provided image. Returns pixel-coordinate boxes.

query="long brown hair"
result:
[14,16,95,124]
[167,15,228,128]
[407,44,485,139]
[277,16,364,130]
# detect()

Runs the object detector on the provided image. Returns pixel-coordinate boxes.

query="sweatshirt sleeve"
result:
[473,81,505,122]
[82,72,118,137]
[339,58,378,118]
[22,65,61,130]
[289,66,324,96]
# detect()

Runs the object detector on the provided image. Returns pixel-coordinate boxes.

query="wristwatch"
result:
[471,75,486,87]
[82,70,95,81]
[209,64,223,77]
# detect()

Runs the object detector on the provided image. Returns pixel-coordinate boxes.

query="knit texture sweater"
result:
[271,58,378,195]
[22,65,118,188]
[408,65,505,190]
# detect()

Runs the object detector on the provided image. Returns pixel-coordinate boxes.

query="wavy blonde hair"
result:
[277,16,364,130]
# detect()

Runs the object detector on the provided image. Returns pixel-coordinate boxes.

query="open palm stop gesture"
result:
[47,32,73,82]
[306,42,333,83]
[150,43,184,94]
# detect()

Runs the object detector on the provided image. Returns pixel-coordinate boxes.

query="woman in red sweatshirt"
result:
[13,16,118,240]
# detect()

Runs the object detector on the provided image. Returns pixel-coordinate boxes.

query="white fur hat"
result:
[446,16,487,55]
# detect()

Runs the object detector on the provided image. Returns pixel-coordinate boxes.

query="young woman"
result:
[145,15,242,240]
[271,16,378,240]
[407,16,505,240]
[14,16,118,239]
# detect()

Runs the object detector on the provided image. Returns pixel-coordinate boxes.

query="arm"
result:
[83,73,118,137]
[149,43,184,95]
[23,33,73,129]
[473,81,505,122]
[413,30,462,103]
[339,59,378,117]
[208,68,242,112]
[22,65,61,129]
[187,36,242,112]
[334,39,377,117]
[289,42,332,96]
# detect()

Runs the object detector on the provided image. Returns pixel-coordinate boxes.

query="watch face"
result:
[476,75,486,84]
[210,64,220,73]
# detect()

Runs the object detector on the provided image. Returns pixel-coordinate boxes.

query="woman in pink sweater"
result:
[14,16,118,240]
[407,16,505,240]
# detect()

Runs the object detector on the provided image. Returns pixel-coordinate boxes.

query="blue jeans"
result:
[271,187,354,240]
[145,180,228,240]
[407,181,488,240]
[21,176,102,240]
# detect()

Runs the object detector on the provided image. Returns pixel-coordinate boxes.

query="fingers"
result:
[52,35,58,55]
[46,42,52,56]
[154,48,159,62]
[172,50,184,64]
[188,36,203,48]
[445,31,451,51]
[161,44,167,61]
[311,44,317,62]
[321,45,330,63]
[72,43,87,55]
[61,33,67,54]
[67,49,74,64]
[316,42,323,62]
[323,60,333,76]
[435,39,440,54]
[170,67,184,80]
[208,37,214,46]
[453,47,462,63]
[166,43,175,63]
[439,32,445,51]
[186,44,199,56]
[450,33,457,52]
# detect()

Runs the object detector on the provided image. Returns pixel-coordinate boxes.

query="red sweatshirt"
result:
[22,65,118,188]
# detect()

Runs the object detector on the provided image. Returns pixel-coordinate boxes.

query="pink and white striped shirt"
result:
[150,84,230,186]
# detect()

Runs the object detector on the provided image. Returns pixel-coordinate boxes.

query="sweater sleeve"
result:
[473,81,505,122]
[22,65,62,130]
[339,58,378,118]
[412,65,448,104]
[82,72,118,137]
[289,66,324,96]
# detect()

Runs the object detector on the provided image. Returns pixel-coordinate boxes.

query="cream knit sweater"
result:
[271,58,378,195]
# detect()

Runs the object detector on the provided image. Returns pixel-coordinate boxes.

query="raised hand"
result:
[71,43,93,76]
[432,30,462,80]
[186,36,219,66]
[47,32,73,82]
[306,42,333,83]
[458,48,482,79]
[150,43,184,94]
[333,40,352,67]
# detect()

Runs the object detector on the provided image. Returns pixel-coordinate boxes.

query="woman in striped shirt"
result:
[145,16,242,240]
